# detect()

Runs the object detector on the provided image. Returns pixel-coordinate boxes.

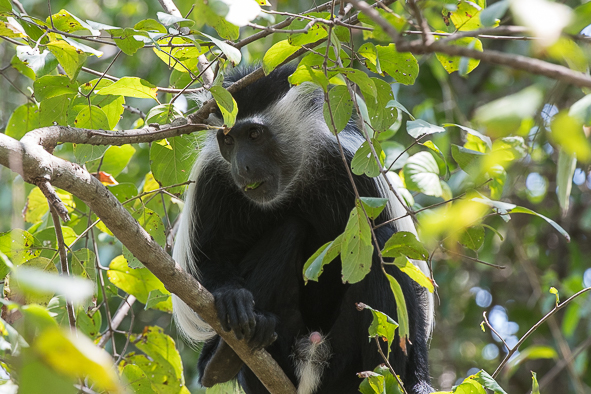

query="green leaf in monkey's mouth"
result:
[244,181,263,191]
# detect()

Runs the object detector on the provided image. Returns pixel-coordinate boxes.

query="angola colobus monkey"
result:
[172,65,434,394]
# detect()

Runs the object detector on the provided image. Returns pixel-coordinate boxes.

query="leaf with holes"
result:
[351,139,385,178]
[382,231,429,260]
[459,226,485,251]
[376,44,418,85]
[341,203,373,284]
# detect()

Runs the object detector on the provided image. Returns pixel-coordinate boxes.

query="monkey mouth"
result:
[244,181,264,191]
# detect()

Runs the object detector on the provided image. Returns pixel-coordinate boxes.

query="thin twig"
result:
[482,311,510,351]
[373,336,409,394]
[492,287,591,378]
[48,205,76,332]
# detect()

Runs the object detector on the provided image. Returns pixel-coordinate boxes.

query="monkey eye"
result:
[223,135,234,145]
[248,128,261,140]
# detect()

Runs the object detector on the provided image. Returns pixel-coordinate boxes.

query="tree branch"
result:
[0,132,296,394]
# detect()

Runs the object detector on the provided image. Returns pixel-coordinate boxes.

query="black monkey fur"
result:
[172,66,434,394]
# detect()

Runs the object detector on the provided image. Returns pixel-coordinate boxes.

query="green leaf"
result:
[406,119,445,138]
[96,77,158,100]
[39,95,72,127]
[557,149,576,214]
[454,379,487,394]
[122,208,167,269]
[393,256,434,293]
[263,40,302,75]
[70,248,97,283]
[76,308,102,339]
[376,44,418,85]
[192,1,239,40]
[107,255,172,312]
[4,102,40,140]
[132,326,184,383]
[199,32,241,65]
[569,94,591,125]
[150,134,201,192]
[0,229,40,266]
[382,231,429,260]
[46,40,87,79]
[565,2,591,35]
[24,187,75,223]
[451,144,485,176]
[16,46,58,77]
[359,197,389,220]
[288,14,328,46]
[450,1,488,31]
[157,11,194,27]
[33,326,121,392]
[385,272,409,344]
[489,165,506,200]
[341,68,376,98]
[472,196,570,241]
[145,290,171,310]
[47,9,98,34]
[75,79,125,129]
[358,42,381,74]
[480,0,509,27]
[473,86,543,137]
[444,123,492,150]
[74,144,108,164]
[471,370,507,394]
[549,111,591,162]
[153,37,203,73]
[33,75,79,101]
[323,85,353,133]
[11,54,37,80]
[13,266,94,303]
[435,37,483,75]
[303,234,342,283]
[145,104,183,125]
[0,0,12,12]
[351,139,384,178]
[86,144,136,177]
[531,372,540,394]
[386,99,414,120]
[210,85,238,127]
[358,8,406,42]
[62,37,103,57]
[403,151,443,197]
[362,304,398,356]
[74,105,109,130]
[134,18,167,33]
[365,78,398,132]
[288,65,329,92]
[341,202,373,284]
[459,226,485,251]
[110,28,145,55]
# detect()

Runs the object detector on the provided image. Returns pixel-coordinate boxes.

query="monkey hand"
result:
[213,287,257,341]
[248,312,278,351]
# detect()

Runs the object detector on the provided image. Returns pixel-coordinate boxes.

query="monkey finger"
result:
[215,299,231,332]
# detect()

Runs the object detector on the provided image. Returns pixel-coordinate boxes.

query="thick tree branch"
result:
[396,39,591,89]
[0,132,296,394]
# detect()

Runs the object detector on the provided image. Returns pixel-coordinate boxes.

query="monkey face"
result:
[216,120,289,205]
